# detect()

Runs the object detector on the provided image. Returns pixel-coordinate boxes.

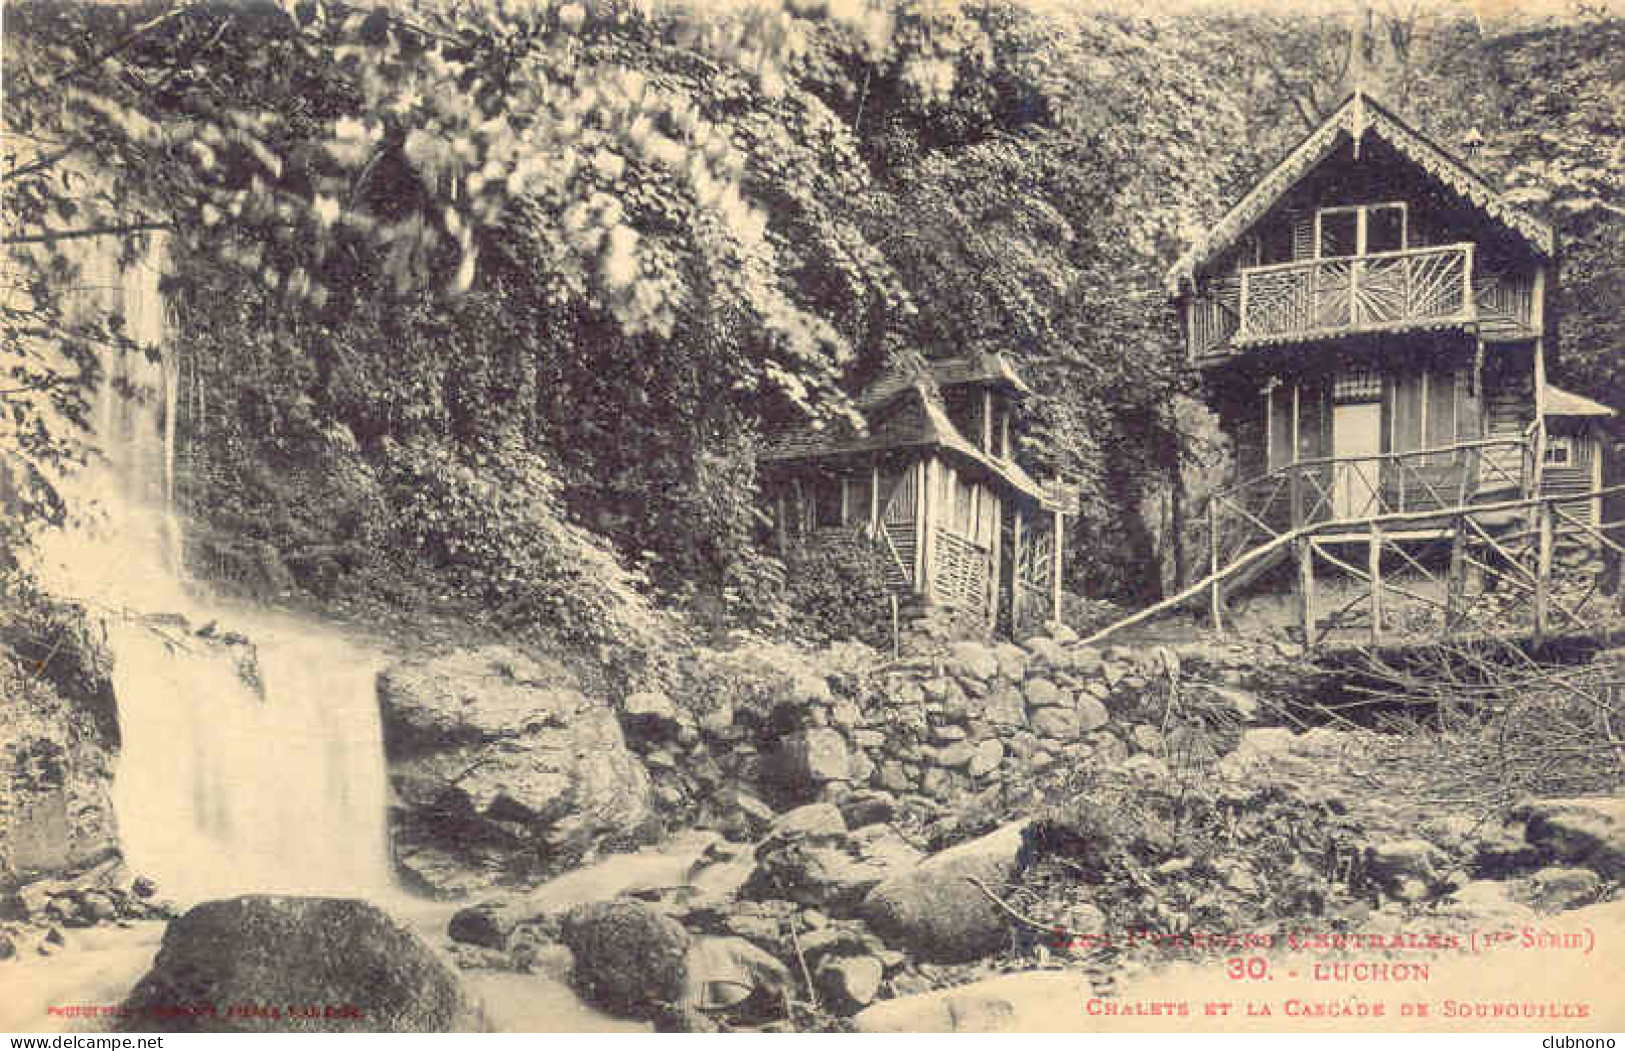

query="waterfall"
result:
[23,218,396,904]
[106,618,393,903]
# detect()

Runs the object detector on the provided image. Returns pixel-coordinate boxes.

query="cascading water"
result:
[106,619,392,903]
[25,224,395,905]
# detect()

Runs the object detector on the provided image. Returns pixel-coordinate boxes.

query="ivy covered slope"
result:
[4,1,1621,652]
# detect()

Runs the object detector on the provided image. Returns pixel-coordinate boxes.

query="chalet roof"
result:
[858,353,1033,410]
[1166,91,1556,294]
[1544,386,1617,418]
[759,381,1057,508]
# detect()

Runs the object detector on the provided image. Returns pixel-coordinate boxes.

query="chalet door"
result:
[1333,402,1382,519]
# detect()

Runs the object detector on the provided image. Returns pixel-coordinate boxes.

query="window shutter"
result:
[1292,214,1314,261]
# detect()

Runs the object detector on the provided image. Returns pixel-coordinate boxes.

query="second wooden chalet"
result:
[1157,90,1620,643]
[759,354,1072,635]
[1169,90,1569,529]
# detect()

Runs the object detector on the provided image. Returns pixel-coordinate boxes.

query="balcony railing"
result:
[1208,431,1541,573]
[1241,242,1475,342]
[1187,245,1536,359]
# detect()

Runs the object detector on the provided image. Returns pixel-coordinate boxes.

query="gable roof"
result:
[858,353,1033,411]
[758,380,1058,508]
[1166,91,1555,294]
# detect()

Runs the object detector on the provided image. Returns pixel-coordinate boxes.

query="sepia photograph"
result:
[2,0,1623,1036]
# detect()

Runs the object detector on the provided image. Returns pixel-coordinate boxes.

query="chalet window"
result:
[1317,210,1358,258]
[1367,205,1406,253]
[1258,221,1296,265]
[1334,371,1382,404]
[1264,381,1330,469]
[1544,438,1573,466]
[1389,368,1464,461]
[1268,384,1295,469]
[1316,203,1407,258]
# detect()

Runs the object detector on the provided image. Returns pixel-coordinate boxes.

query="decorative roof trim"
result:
[858,352,1034,412]
[1166,92,1555,295]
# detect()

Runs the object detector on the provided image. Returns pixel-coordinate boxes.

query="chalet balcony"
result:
[1189,243,1537,360]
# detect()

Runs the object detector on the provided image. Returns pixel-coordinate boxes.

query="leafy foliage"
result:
[5,0,1620,640]
[780,534,895,648]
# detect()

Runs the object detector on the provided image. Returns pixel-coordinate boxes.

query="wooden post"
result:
[1010,509,1024,633]
[1462,242,1476,321]
[890,594,900,659]
[982,389,993,453]
[870,459,881,534]
[1535,498,1553,640]
[921,459,939,602]
[1350,256,1362,327]
[987,495,1003,630]
[1298,538,1316,646]
[1050,507,1064,626]
[912,460,928,593]
[1368,522,1384,646]
[1208,496,1222,633]
[1239,269,1251,340]
[1447,514,1466,634]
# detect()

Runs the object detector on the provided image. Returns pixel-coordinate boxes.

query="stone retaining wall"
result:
[646,629,1285,829]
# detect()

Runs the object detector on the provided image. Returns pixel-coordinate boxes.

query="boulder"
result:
[771,729,850,791]
[787,672,833,706]
[992,644,1028,682]
[935,742,976,768]
[622,690,680,736]
[684,936,791,1015]
[1515,797,1625,879]
[1068,647,1103,676]
[1023,678,1063,708]
[1366,839,1446,901]
[1515,867,1602,913]
[949,643,998,683]
[1023,638,1068,670]
[861,820,1028,963]
[968,740,1003,778]
[815,955,884,1014]
[1074,695,1109,733]
[560,899,692,1018]
[116,896,483,1032]
[764,803,846,843]
[1030,707,1079,740]
[982,687,1026,728]
[448,902,515,949]
[854,970,1088,1032]
[378,648,654,897]
[717,786,777,841]
[745,812,920,913]
[839,791,899,830]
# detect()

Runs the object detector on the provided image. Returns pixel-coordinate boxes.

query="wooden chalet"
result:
[1150,90,1618,646]
[759,354,1071,635]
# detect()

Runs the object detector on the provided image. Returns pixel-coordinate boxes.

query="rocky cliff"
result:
[0,606,121,893]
